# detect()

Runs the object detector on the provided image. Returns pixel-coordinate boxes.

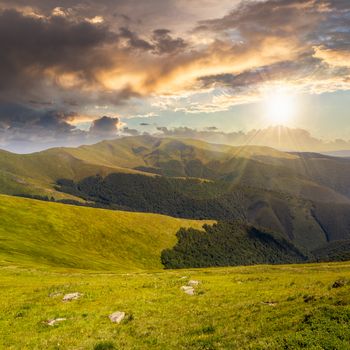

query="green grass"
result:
[0,194,210,271]
[1,195,350,349]
[1,263,350,349]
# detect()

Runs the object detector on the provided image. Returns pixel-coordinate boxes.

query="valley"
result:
[1,136,350,254]
[2,1,350,348]
[1,136,350,349]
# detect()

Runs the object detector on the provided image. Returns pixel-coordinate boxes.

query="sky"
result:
[0,0,349,152]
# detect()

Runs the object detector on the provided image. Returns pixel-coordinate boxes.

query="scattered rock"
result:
[109,311,125,324]
[46,318,66,326]
[181,286,195,295]
[188,280,200,286]
[180,276,188,280]
[332,279,348,289]
[63,292,82,302]
[261,301,277,307]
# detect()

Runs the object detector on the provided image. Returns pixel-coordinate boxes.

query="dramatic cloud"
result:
[89,116,121,136]
[0,104,76,135]
[151,29,187,55]
[0,103,122,152]
[0,9,116,103]
[190,0,350,109]
[0,0,349,150]
[313,46,350,68]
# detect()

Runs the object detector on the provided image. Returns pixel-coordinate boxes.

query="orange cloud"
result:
[313,46,350,68]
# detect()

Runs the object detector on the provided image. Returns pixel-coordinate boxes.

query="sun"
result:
[263,86,297,125]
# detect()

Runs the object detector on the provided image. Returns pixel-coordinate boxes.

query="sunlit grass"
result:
[0,194,211,271]
[1,263,350,349]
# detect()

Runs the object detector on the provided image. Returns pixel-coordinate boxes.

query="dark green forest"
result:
[55,173,350,249]
[56,174,247,220]
[161,221,308,269]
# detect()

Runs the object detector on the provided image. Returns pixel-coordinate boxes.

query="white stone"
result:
[261,301,277,307]
[109,311,125,324]
[188,280,200,286]
[63,292,81,301]
[46,318,66,326]
[181,286,195,295]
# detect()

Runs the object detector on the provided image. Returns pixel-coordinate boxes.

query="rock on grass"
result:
[109,311,125,324]
[63,292,82,301]
[46,318,66,326]
[188,280,200,286]
[181,286,195,295]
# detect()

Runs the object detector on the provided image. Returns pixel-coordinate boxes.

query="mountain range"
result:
[1,135,350,257]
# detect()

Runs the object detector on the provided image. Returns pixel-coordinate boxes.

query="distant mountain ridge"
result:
[1,135,350,252]
[1,135,350,201]
[321,150,350,158]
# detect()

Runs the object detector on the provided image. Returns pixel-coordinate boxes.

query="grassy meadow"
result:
[0,194,210,271]
[1,263,350,349]
[1,194,350,349]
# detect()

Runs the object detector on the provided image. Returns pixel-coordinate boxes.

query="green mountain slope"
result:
[56,172,350,250]
[0,147,146,199]
[1,135,349,250]
[2,135,349,204]
[0,194,210,271]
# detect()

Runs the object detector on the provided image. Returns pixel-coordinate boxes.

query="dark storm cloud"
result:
[151,29,187,55]
[119,27,154,51]
[0,6,146,139]
[0,103,122,152]
[0,9,115,89]
[0,104,75,132]
[0,5,191,109]
[0,103,88,152]
[1,0,346,107]
[118,27,188,54]
[0,0,349,151]
[89,116,121,136]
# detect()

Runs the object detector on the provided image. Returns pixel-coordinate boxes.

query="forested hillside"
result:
[161,222,308,269]
[55,172,350,250]
[1,135,350,256]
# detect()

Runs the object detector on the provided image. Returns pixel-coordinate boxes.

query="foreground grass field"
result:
[1,195,350,349]
[1,263,350,349]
